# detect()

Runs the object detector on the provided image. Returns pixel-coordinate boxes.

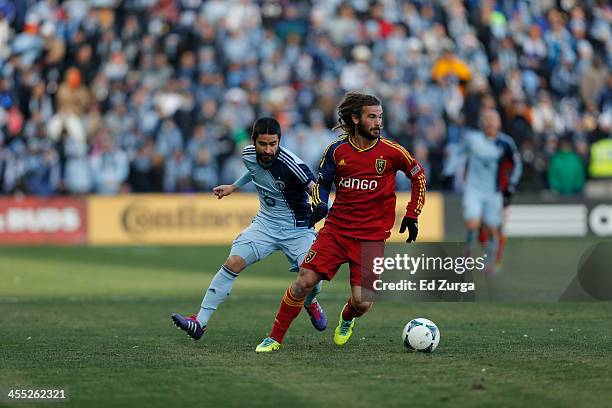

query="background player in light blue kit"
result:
[459,108,522,273]
[171,118,326,339]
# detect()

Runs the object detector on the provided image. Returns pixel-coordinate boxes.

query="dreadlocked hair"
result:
[333,91,381,135]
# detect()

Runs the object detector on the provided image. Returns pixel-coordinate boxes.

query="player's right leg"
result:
[255,266,321,352]
[463,189,484,256]
[256,226,346,352]
[172,219,274,340]
[171,255,246,340]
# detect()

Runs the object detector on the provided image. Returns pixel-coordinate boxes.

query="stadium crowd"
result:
[0,0,610,196]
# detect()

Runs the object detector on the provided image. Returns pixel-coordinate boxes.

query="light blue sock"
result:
[197,265,238,327]
[304,281,323,307]
[486,235,499,267]
[466,229,478,255]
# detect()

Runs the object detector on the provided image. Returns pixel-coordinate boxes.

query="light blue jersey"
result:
[459,130,522,227]
[242,145,315,228]
[229,145,317,271]
[461,130,522,193]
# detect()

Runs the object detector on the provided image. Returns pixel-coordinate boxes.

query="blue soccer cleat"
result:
[305,299,327,331]
[171,313,206,340]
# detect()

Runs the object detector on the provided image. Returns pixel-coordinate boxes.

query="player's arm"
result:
[503,136,523,203]
[442,132,470,180]
[213,172,251,199]
[394,144,427,243]
[305,181,316,196]
[310,143,337,227]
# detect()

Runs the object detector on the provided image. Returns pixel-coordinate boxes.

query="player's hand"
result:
[399,217,418,243]
[309,202,328,228]
[213,184,236,199]
[502,185,516,207]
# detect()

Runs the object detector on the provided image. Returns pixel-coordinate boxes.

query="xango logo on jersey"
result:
[338,177,378,190]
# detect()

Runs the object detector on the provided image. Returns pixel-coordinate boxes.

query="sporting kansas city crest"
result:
[304,250,317,263]
[375,158,387,174]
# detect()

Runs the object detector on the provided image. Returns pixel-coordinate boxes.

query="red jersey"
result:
[312,136,426,240]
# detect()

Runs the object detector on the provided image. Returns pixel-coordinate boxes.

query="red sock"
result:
[269,287,305,343]
[341,298,365,321]
[478,227,488,246]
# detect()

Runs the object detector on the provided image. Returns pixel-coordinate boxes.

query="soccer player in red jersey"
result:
[256,92,427,352]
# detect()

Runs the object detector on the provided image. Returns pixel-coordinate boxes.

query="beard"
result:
[356,121,381,140]
[256,150,277,165]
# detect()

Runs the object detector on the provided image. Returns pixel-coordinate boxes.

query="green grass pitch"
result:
[1,244,611,407]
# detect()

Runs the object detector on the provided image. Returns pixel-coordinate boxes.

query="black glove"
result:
[502,185,516,207]
[399,217,418,243]
[309,202,328,228]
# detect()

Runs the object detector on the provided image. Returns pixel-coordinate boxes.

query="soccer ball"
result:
[402,318,440,353]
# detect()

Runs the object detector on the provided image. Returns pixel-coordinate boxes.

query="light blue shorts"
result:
[229,217,317,272]
[462,188,503,227]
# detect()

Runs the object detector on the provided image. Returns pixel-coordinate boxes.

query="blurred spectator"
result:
[580,55,609,107]
[283,110,335,171]
[155,118,183,159]
[531,92,564,136]
[548,137,585,195]
[430,41,472,88]
[128,139,159,193]
[90,135,129,195]
[550,51,579,98]
[341,45,378,92]
[48,67,91,143]
[56,128,90,194]
[164,148,192,192]
[25,141,60,196]
[192,147,217,192]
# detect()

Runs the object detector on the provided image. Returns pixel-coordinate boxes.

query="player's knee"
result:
[292,268,319,297]
[465,219,480,230]
[224,256,246,274]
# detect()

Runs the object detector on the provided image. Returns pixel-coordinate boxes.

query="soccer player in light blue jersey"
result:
[459,108,522,273]
[171,118,326,340]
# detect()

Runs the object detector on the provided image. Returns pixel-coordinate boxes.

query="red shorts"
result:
[301,226,385,287]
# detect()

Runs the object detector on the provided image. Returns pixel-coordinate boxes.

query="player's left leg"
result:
[334,285,374,346]
[333,240,381,346]
[482,193,503,274]
[280,227,327,331]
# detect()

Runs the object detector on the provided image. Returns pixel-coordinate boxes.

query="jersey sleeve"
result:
[299,163,316,185]
[242,145,256,162]
[278,149,314,188]
[233,171,252,188]
[390,143,426,219]
[505,136,523,188]
[312,142,337,206]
